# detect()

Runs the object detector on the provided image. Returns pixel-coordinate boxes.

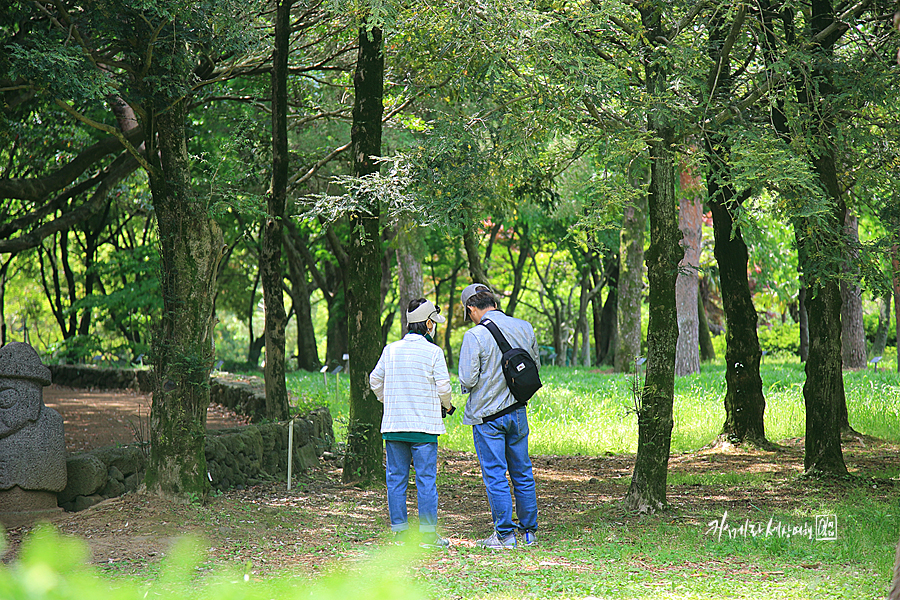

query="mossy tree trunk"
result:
[801,271,848,474]
[795,0,848,474]
[624,4,681,513]
[145,99,223,497]
[342,24,385,484]
[261,0,292,421]
[707,170,768,445]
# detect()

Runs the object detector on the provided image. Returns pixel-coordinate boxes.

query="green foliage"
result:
[8,36,118,104]
[863,309,897,347]
[48,333,104,365]
[757,322,801,357]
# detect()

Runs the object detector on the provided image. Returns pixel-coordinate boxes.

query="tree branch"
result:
[706,0,872,128]
[54,100,154,174]
[0,127,143,201]
[0,153,139,254]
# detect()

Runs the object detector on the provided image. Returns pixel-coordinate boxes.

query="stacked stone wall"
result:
[46,365,333,511]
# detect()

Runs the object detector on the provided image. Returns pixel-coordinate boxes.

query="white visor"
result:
[407,299,446,324]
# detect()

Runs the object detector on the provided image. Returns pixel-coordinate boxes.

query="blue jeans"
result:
[472,407,538,537]
[385,440,438,533]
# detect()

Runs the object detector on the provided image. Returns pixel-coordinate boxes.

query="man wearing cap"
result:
[369,298,454,548]
[458,283,540,549]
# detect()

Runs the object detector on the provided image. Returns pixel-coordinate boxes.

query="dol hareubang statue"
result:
[0,342,67,527]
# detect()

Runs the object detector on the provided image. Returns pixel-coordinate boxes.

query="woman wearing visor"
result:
[369,298,455,548]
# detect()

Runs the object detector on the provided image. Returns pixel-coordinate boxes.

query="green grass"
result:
[10,487,897,600]
[419,489,900,600]
[284,357,900,455]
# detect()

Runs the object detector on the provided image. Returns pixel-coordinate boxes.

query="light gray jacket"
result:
[458,310,540,425]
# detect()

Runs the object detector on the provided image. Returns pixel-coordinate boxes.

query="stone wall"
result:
[46,365,335,511]
[60,407,334,511]
[50,364,154,393]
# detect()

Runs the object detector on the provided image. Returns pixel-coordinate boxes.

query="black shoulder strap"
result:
[480,319,512,354]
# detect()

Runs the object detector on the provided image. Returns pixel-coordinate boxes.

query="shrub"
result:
[756,322,800,356]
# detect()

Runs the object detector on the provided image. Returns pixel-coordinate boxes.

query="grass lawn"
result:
[288,357,900,453]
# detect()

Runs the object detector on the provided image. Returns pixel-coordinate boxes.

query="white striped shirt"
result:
[369,333,453,435]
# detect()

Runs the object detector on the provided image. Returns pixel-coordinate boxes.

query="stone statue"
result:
[0,342,67,528]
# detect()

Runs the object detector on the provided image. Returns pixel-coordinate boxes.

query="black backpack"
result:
[480,319,542,402]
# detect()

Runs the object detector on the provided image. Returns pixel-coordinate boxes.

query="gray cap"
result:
[460,283,494,321]
[0,342,52,386]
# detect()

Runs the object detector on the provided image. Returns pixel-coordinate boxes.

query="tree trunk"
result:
[325,283,349,365]
[463,227,490,285]
[705,139,768,446]
[145,100,223,497]
[444,248,462,367]
[802,276,848,474]
[246,266,262,365]
[624,10,680,512]
[595,261,617,366]
[342,23,385,484]
[284,233,320,371]
[380,227,394,342]
[796,0,850,468]
[893,244,900,372]
[261,0,292,420]
[616,191,646,373]
[504,226,530,317]
[889,531,900,600]
[396,222,424,334]
[674,183,701,377]
[840,211,866,370]
[0,257,12,346]
[697,285,716,362]
[247,333,265,367]
[872,292,890,358]
[798,286,810,361]
[551,306,565,367]
[575,269,592,367]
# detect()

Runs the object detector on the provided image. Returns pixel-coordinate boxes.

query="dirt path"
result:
[43,384,250,453]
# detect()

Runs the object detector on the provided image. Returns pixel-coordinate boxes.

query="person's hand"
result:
[442,404,456,418]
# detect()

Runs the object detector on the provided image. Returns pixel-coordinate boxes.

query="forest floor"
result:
[1,385,898,580]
